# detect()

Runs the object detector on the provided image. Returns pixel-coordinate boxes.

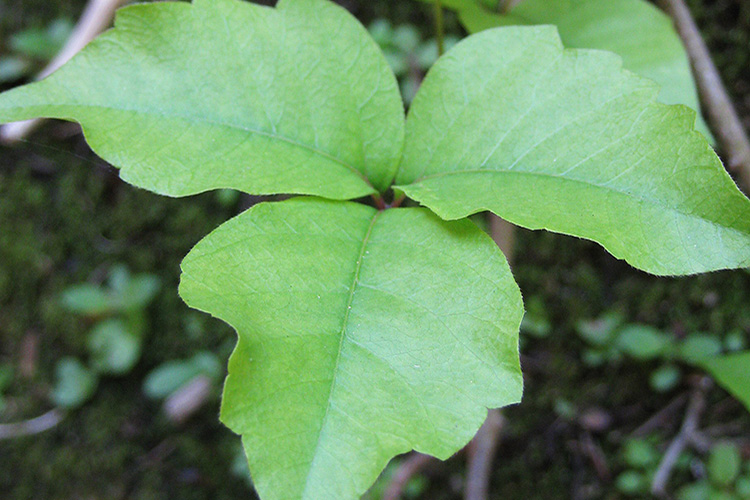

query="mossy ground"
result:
[0,1,748,499]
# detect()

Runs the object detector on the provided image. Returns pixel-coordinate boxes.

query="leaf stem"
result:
[390,193,406,209]
[0,409,65,439]
[371,192,386,211]
[434,0,445,57]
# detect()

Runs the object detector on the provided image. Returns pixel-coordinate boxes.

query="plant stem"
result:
[651,378,710,497]
[382,452,435,500]
[371,193,386,210]
[0,409,65,439]
[390,193,406,209]
[658,0,750,193]
[434,0,445,57]
[465,409,505,500]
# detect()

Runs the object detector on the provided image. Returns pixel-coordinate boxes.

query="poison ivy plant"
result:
[1,0,749,499]
[418,0,713,139]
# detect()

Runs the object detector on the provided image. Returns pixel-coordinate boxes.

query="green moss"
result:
[1,0,749,499]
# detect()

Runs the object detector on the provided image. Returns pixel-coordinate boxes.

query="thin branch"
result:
[163,375,213,425]
[651,379,710,497]
[371,193,386,211]
[658,0,750,192]
[434,0,445,57]
[465,409,506,500]
[631,393,688,438]
[580,431,611,482]
[382,452,435,500]
[0,409,64,439]
[0,0,129,143]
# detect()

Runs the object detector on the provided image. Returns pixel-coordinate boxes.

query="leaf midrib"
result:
[7,102,375,190]
[407,169,749,234]
[301,210,381,498]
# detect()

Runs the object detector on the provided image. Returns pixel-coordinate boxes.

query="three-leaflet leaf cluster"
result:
[1,0,749,499]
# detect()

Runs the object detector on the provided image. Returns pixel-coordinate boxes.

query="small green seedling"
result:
[52,265,160,408]
[51,357,98,409]
[0,18,73,83]
[577,316,733,393]
[677,441,749,500]
[143,351,222,401]
[616,437,692,496]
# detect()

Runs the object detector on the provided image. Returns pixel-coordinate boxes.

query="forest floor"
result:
[0,0,749,499]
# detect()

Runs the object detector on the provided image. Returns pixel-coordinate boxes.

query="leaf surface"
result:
[396,26,750,275]
[0,0,404,197]
[699,351,750,412]
[179,197,523,500]
[426,0,711,138]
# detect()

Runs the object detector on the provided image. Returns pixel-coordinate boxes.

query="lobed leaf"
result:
[422,0,711,138]
[396,26,750,275]
[0,0,404,197]
[179,197,523,500]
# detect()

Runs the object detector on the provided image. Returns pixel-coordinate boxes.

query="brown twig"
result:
[580,431,611,482]
[631,393,688,438]
[382,452,435,500]
[658,0,750,192]
[0,409,64,439]
[651,378,710,497]
[163,375,213,425]
[0,0,129,143]
[465,410,506,500]
[19,332,40,379]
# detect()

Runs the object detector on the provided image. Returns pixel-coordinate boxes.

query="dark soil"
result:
[0,1,748,499]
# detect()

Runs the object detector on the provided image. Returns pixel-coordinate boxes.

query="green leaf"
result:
[615,470,647,495]
[179,197,523,500]
[144,362,202,400]
[708,441,741,487]
[60,284,114,316]
[622,439,659,469]
[679,333,723,363]
[0,57,30,83]
[51,357,98,409]
[143,352,221,400]
[650,364,682,393]
[396,26,750,276]
[433,0,712,139]
[87,319,142,375]
[699,351,750,412]
[615,325,672,360]
[0,0,404,197]
[737,476,750,497]
[576,313,623,347]
[119,274,161,311]
[10,18,74,60]
[677,481,712,500]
